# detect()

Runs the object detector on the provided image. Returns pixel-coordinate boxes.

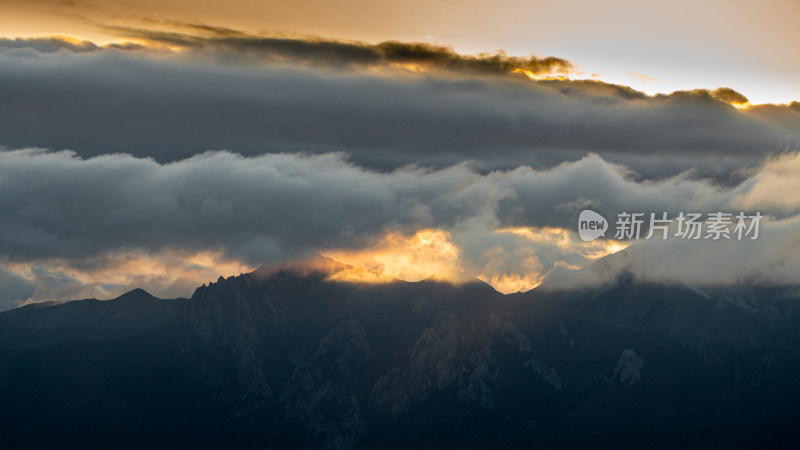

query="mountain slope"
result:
[1,262,800,449]
[0,288,187,349]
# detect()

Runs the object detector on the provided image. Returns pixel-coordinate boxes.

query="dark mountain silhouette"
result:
[0,288,187,350]
[1,258,800,449]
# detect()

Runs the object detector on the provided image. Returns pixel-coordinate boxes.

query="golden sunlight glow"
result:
[389,62,428,73]
[2,250,254,303]
[479,273,543,293]
[321,229,466,283]
[474,248,545,294]
[495,226,630,259]
[322,227,544,293]
[323,266,398,283]
[511,68,570,81]
[48,34,89,45]
[321,226,631,294]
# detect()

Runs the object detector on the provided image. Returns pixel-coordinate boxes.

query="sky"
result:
[3,0,800,104]
[0,0,799,309]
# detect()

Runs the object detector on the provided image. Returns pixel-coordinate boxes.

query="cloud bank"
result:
[1,148,799,309]
[0,34,798,180]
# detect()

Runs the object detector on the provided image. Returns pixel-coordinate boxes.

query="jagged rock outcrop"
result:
[614,348,645,386]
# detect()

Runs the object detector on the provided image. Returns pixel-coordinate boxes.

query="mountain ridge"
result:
[0,288,187,350]
[2,261,800,448]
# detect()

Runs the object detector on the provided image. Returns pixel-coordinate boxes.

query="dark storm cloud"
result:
[654,87,750,106]
[0,147,790,265]
[0,149,490,264]
[0,40,798,180]
[101,23,574,75]
[0,36,99,53]
[708,87,749,105]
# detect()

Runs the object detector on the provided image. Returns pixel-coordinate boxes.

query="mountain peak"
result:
[115,288,156,301]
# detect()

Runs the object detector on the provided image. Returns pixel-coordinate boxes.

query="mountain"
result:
[1,259,800,449]
[0,288,187,350]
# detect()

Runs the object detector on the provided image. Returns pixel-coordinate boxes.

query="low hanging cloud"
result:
[548,214,800,289]
[731,152,800,214]
[1,148,800,309]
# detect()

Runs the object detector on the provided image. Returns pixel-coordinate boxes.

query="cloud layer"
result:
[0,35,798,180]
[2,31,800,309]
[1,148,799,309]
